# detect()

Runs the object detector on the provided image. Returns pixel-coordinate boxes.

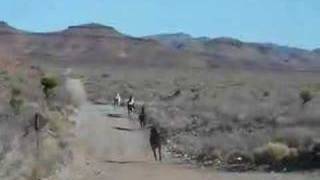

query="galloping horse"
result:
[139,105,146,128]
[113,93,121,107]
[149,127,162,161]
[127,95,135,118]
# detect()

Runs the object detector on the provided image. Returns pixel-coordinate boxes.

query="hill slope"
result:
[146,34,320,70]
[0,21,319,70]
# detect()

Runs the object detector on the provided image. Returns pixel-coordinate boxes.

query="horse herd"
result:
[113,93,162,161]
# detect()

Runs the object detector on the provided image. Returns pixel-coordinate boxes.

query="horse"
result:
[139,105,146,128]
[113,93,121,107]
[149,127,162,161]
[127,95,135,118]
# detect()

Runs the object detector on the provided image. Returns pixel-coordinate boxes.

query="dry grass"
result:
[0,67,75,179]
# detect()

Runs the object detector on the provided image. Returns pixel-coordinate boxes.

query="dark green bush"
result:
[263,91,269,97]
[41,76,58,99]
[300,90,312,105]
[11,86,21,96]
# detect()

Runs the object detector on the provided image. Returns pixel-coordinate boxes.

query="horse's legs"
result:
[140,117,145,128]
[113,101,116,109]
[152,147,157,161]
[128,110,131,120]
[158,145,162,161]
[142,121,145,128]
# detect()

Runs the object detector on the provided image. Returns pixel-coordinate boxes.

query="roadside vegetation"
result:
[0,65,75,180]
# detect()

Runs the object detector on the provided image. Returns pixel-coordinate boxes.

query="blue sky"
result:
[0,0,319,49]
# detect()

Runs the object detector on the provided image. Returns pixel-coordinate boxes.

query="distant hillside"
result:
[0,21,319,71]
[146,34,320,71]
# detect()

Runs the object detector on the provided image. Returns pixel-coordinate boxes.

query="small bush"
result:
[9,86,24,115]
[263,91,269,97]
[11,86,21,96]
[48,111,70,135]
[300,90,312,105]
[9,98,24,115]
[253,142,300,171]
[254,142,290,165]
[101,73,110,78]
[41,76,58,99]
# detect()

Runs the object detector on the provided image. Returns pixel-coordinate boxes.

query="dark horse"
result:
[139,105,146,128]
[127,95,135,118]
[149,127,162,161]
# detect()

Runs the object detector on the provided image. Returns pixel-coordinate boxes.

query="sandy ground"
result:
[47,104,320,180]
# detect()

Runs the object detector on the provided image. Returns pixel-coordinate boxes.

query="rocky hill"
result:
[0,21,320,70]
[146,33,320,71]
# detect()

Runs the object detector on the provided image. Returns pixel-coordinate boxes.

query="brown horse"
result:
[149,127,162,161]
[127,95,135,118]
[139,105,146,128]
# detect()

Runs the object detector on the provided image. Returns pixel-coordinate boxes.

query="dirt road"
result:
[47,104,319,180]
